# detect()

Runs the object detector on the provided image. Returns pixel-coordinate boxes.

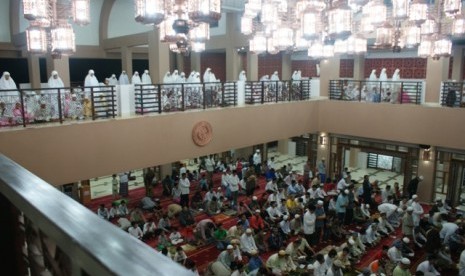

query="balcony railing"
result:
[329,80,422,105]
[441,82,465,107]
[244,80,311,104]
[0,86,116,127]
[134,81,237,115]
[0,154,193,276]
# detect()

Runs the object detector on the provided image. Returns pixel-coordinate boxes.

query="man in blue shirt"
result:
[336,190,349,223]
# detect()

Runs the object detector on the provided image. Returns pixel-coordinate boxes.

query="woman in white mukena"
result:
[46,71,65,119]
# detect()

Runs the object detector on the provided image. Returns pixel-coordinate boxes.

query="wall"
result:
[0,1,10,42]
[200,52,226,82]
[364,58,427,79]
[69,58,122,84]
[107,0,153,39]
[258,53,282,79]
[291,60,319,78]
[340,59,354,78]
[71,0,104,46]
[0,101,319,185]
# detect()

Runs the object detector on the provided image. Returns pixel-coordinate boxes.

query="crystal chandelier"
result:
[134,0,221,53]
[23,0,90,57]
[241,0,465,59]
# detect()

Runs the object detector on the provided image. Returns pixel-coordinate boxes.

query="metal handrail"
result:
[0,154,194,276]
[441,81,465,107]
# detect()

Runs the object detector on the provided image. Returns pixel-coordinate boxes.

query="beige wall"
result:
[1,100,465,186]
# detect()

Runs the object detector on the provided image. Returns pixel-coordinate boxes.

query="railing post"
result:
[91,88,96,120]
[19,90,26,127]
[140,85,145,115]
[181,84,185,111]
[157,85,162,114]
[58,88,63,124]
[400,82,404,104]
[299,81,303,101]
[111,86,115,118]
[461,82,464,106]
[203,83,206,109]
[234,82,237,106]
[358,81,362,102]
[261,81,264,104]
[221,82,225,106]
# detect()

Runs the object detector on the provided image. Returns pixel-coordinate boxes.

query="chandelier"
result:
[241,0,465,59]
[134,0,221,53]
[23,0,90,58]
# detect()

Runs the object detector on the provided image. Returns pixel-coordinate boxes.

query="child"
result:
[169,227,184,245]
[173,246,187,265]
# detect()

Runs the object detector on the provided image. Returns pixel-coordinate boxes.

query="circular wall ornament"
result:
[192,121,213,146]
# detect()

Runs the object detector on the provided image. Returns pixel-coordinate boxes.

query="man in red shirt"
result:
[249,209,267,231]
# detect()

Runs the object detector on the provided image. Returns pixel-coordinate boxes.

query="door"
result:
[448,161,465,206]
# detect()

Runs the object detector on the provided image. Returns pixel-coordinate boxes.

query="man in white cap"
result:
[407,175,423,199]
[402,207,415,238]
[315,200,326,242]
[313,254,328,276]
[253,149,261,174]
[238,70,246,81]
[265,250,294,275]
[214,244,235,274]
[378,202,403,227]
[393,257,411,276]
[416,255,440,275]
[336,189,349,223]
[303,204,317,245]
[411,194,424,227]
[388,241,403,264]
[240,228,258,256]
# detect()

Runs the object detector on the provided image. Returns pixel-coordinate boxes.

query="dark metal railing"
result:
[135,81,238,115]
[441,82,465,107]
[329,80,422,105]
[244,79,311,104]
[0,154,193,276]
[0,86,117,128]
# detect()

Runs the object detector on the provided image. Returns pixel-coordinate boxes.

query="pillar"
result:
[121,46,133,78]
[451,46,464,81]
[175,53,185,73]
[349,148,360,168]
[353,56,365,80]
[148,30,170,83]
[246,51,258,81]
[159,163,173,178]
[46,55,70,87]
[277,139,289,155]
[27,54,41,88]
[319,57,340,98]
[234,146,254,160]
[226,47,241,81]
[316,132,330,166]
[190,52,201,74]
[281,53,292,80]
[416,148,436,203]
[425,57,449,104]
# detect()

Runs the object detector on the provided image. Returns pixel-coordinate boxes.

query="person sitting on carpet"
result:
[169,227,184,245]
[109,202,119,219]
[265,250,295,275]
[143,217,157,239]
[206,196,221,216]
[324,249,338,271]
[250,209,267,232]
[254,230,269,253]
[173,246,187,265]
[378,212,395,236]
[279,215,291,238]
[247,249,264,275]
[213,245,235,275]
[388,242,403,264]
[361,204,371,220]
[398,237,415,257]
[158,213,171,233]
[365,222,381,246]
[229,239,243,263]
[214,223,228,250]
[179,206,195,227]
[268,227,285,251]
[167,203,182,219]
[313,253,328,276]
[348,232,366,256]
[285,234,315,263]
[227,221,244,241]
[97,204,109,220]
[156,229,171,249]
[240,228,258,257]
[326,259,344,276]
[368,258,388,275]
[118,200,129,216]
[393,257,411,276]
[140,196,156,211]
[194,218,216,246]
[190,190,204,211]
[128,221,143,240]
[117,217,131,231]
[353,203,368,224]
[290,214,303,235]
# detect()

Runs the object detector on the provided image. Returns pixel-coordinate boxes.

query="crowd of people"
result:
[94,152,465,275]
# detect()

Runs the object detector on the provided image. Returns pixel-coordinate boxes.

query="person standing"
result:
[119,172,129,197]
[303,205,316,245]
[317,158,326,184]
[303,160,311,189]
[144,168,155,196]
[336,190,349,223]
[362,175,372,206]
[407,176,423,199]
[179,173,191,208]
[253,149,262,175]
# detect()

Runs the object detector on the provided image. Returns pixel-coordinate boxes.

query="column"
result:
[226,47,241,81]
[246,51,258,81]
[281,53,292,80]
[417,148,435,202]
[190,52,201,73]
[121,46,133,78]
[46,55,70,87]
[277,139,289,155]
[175,53,185,73]
[148,30,170,83]
[451,46,464,81]
[234,146,254,160]
[425,57,449,104]
[353,56,365,80]
[319,57,340,98]
[160,163,173,179]
[316,132,330,166]
[27,54,41,88]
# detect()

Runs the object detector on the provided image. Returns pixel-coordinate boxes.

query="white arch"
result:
[108,0,152,39]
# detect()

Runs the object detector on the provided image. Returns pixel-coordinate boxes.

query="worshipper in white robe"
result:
[0,72,19,105]
[108,74,118,86]
[291,71,299,81]
[179,72,186,83]
[238,70,247,81]
[316,64,320,76]
[390,68,401,103]
[46,70,65,119]
[84,69,100,97]
[119,71,130,85]
[271,71,280,81]
[131,71,142,85]
[260,75,269,81]
[141,70,152,84]
[297,70,302,80]
[368,69,377,97]
[187,71,195,83]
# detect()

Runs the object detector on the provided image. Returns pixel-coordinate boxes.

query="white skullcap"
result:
[144,70,149,73]
[412,195,418,199]
[256,149,260,152]
[89,70,94,74]
[253,196,257,200]
[344,189,349,194]
[250,249,258,255]
[397,208,403,213]
[227,245,233,249]
[223,169,227,172]
[407,207,414,212]
[246,228,252,234]
[278,250,286,256]
[255,209,261,213]
[3,71,10,76]
[307,264,315,270]
[403,237,410,243]
[52,70,58,75]
[348,239,355,245]
[317,200,323,205]
[419,176,424,180]
[366,204,370,208]
[295,214,300,218]
[401,258,411,265]
[283,215,289,220]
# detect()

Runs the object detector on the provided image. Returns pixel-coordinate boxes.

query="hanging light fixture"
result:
[249,34,267,54]
[301,8,322,40]
[188,0,221,24]
[334,39,348,54]
[418,39,433,57]
[241,17,253,35]
[23,0,90,57]
[134,0,166,25]
[421,18,438,37]
[403,24,421,48]
[322,44,335,58]
[392,0,410,20]
[443,0,462,17]
[433,37,452,57]
[452,15,465,36]
[267,38,280,55]
[273,27,294,51]
[409,0,428,25]
[191,42,206,52]
[328,3,352,39]
[374,22,394,47]
[308,41,324,59]
[294,30,310,50]
[367,0,387,26]
[189,23,210,42]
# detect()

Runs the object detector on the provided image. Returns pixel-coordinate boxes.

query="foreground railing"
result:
[244,79,311,104]
[0,86,116,127]
[329,80,422,104]
[0,154,193,276]
[441,82,465,107]
[135,81,237,115]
